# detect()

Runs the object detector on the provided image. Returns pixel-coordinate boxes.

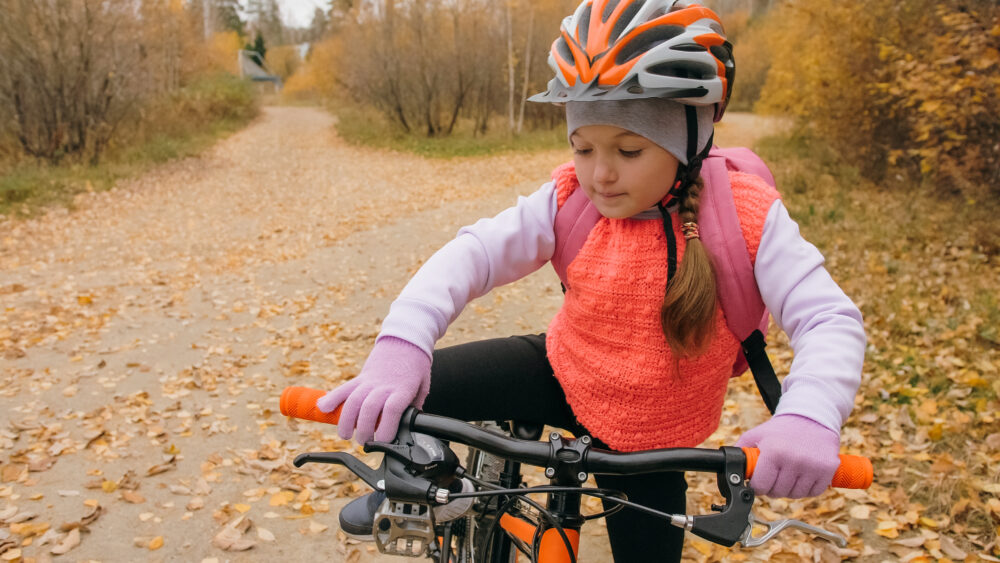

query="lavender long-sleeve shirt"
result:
[379,181,866,433]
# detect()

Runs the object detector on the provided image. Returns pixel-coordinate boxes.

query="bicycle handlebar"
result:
[280,386,872,488]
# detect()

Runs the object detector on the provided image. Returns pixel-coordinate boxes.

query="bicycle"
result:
[280,386,873,562]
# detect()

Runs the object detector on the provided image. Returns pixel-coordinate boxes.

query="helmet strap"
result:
[657,201,678,284]
[669,105,714,200]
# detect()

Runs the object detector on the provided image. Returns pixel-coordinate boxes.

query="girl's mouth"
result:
[595,192,625,200]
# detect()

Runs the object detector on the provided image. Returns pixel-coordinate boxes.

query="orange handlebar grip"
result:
[742,447,873,489]
[280,386,342,425]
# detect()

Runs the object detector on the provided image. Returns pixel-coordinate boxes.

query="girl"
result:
[318,1,866,560]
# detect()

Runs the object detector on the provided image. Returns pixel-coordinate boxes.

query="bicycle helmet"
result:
[528,0,734,123]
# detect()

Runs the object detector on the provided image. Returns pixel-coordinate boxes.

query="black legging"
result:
[422,334,687,562]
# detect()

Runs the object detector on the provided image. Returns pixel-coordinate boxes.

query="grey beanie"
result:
[566,98,714,165]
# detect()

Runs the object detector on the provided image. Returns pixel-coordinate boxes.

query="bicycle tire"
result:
[464,421,516,563]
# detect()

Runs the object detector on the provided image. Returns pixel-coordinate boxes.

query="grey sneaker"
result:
[339,491,386,540]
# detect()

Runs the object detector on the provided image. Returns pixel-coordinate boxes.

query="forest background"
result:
[0,0,998,561]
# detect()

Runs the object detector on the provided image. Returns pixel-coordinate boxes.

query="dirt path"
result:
[0,107,845,562]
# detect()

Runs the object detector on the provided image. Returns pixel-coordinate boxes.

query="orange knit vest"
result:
[546,165,779,452]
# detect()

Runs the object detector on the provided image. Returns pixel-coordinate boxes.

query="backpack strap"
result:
[701,147,781,413]
[552,183,601,290]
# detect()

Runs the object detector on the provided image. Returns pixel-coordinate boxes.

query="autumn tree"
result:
[0,0,148,163]
[328,0,573,137]
[757,0,999,194]
[0,0,253,164]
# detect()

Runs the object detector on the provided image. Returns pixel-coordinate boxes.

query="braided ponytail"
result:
[660,176,718,357]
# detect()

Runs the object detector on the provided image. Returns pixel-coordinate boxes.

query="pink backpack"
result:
[551,147,783,413]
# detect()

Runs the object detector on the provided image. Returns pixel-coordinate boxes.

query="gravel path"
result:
[0,106,838,563]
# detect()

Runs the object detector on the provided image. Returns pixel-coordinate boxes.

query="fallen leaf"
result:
[256,527,275,542]
[212,527,255,551]
[849,504,873,520]
[269,491,294,506]
[121,491,145,504]
[939,534,967,559]
[146,455,177,476]
[149,536,164,550]
[892,535,926,548]
[50,528,81,555]
[10,521,50,537]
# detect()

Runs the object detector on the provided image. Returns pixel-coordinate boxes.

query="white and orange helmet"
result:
[529,0,735,122]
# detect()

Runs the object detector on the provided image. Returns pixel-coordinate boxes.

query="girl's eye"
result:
[573,148,592,155]
[620,149,642,158]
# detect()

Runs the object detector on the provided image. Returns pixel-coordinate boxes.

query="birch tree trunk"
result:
[516,5,535,134]
[505,0,515,133]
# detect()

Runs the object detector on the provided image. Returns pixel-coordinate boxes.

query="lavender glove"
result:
[735,414,841,499]
[316,336,432,444]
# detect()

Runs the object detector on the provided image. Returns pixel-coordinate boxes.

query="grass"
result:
[331,103,567,158]
[0,74,258,218]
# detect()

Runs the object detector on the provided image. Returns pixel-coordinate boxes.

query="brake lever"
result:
[293,452,383,491]
[739,511,847,548]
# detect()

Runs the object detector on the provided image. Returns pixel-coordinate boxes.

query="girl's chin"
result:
[593,200,642,219]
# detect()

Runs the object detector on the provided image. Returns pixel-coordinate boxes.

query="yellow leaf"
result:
[919,517,939,529]
[233,504,251,513]
[101,480,118,493]
[928,423,944,442]
[269,491,295,506]
[917,398,938,416]
[10,521,50,537]
[149,536,164,550]
[691,539,713,555]
[875,520,900,539]
[77,295,93,305]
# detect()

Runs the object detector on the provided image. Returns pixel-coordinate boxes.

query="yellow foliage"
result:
[282,37,345,102]
[756,0,999,194]
[265,45,301,81]
[206,31,243,76]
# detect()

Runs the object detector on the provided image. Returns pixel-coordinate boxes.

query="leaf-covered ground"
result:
[0,107,996,562]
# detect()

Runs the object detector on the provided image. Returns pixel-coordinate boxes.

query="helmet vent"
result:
[579,4,592,46]
[709,44,732,64]
[611,0,645,42]
[670,43,707,52]
[646,60,715,80]
[556,37,576,66]
[601,0,622,23]
[615,25,684,64]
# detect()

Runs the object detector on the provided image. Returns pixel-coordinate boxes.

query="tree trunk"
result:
[516,6,534,134]
[505,0,515,134]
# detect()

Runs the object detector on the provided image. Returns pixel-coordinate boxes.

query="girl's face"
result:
[570,125,680,219]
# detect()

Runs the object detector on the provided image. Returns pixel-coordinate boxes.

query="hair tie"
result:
[681,222,700,240]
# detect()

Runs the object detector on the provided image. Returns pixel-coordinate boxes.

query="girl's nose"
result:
[593,156,617,185]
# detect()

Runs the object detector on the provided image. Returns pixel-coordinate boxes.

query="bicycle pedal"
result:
[373,499,436,557]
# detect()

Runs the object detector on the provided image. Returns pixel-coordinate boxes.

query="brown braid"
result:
[660,176,718,357]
